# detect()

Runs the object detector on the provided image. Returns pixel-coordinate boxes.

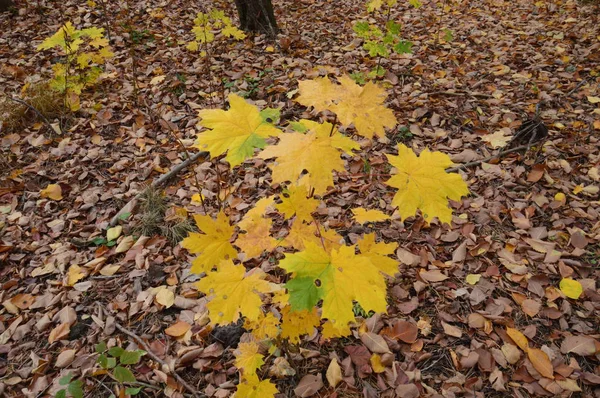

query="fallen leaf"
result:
[559,278,583,299]
[326,358,342,387]
[521,298,541,317]
[441,321,462,338]
[40,184,62,201]
[11,294,35,310]
[419,269,448,282]
[360,332,391,354]
[370,353,386,373]
[560,335,597,356]
[55,349,77,368]
[155,287,175,308]
[528,348,554,379]
[165,320,191,337]
[294,374,323,397]
[106,226,122,241]
[506,327,529,352]
[48,323,70,344]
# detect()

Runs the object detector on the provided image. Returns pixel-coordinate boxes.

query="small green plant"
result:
[186,9,246,55]
[95,342,146,397]
[36,21,114,111]
[55,373,83,398]
[352,0,414,79]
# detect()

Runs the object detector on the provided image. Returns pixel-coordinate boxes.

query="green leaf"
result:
[56,390,67,398]
[386,20,401,35]
[285,276,323,311]
[289,121,309,133]
[364,41,388,57]
[95,342,107,354]
[125,387,143,395]
[118,212,131,221]
[98,354,117,369]
[259,107,281,124]
[443,29,454,42]
[119,349,146,365]
[113,366,137,383]
[408,0,422,8]
[108,347,125,357]
[353,21,371,36]
[394,40,413,54]
[68,380,84,398]
[59,373,73,386]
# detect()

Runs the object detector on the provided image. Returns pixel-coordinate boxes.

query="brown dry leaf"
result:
[521,298,541,317]
[441,321,462,338]
[419,269,448,282]
[528,348,554,379]
[165,320,191,337]
[10,294,35,310]
[360,332,391,354]
[560,335,597,356]
[501,343,522,364]
[48,323,70,344]
[269,357,296,378]
[326,358,342,388]
[55,349,77,368]
[382,320,418,343]
[294,374,323,397]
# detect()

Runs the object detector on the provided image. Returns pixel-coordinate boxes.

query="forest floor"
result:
[1,0,600,397]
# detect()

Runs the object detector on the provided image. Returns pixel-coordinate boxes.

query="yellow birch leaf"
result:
[385,144,469,224]
[465,274,481,285]
[195,94,281,167]
[370,353,386,373]
[326,358,343,387]
[559,278,583,299]
[106,226,122,241]
[197,260,271,325]
[40,184,63,201]
[258,119,359,194]
[181,211,237,274]
[352,208,390,224]
[155,286,175,308]
[235,342,264,377]
[66,265,86,286]
[587,96,600,104]
[506,327,529,352]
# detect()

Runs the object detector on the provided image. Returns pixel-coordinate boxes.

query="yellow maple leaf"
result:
[352,208,390,223]
[234,341,264,377]
[284,219,342,252]
[181,211,237,274]
[280,306,321,344]
[276,184,319,222]
[195,94,281,167]
[333,76,397,138]
[197,260,271,325]
[238,197,274,231]
[244,312,280,340]
[366,0,383,12]
[235,215,278,259]
[385,144,469,224]
[279,242,388,331]
[322,319,352,339]
[296,76,396,138]
[357,233,399,276]
[234,374,278,398]
[259,119,359,194]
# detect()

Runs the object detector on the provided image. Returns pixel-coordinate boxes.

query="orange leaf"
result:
[48,323,70,344]
[527,348,554,379]
[165,321,191,337]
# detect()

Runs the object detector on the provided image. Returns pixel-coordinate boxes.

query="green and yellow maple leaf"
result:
[279,242,388,332]
[181,211,237,274]
[280,306,321,344]
[195,94,281,167]
[197,260,272,325]
[385,144,469,224]
[367,0,383,12]
[258,119,359,194]
[234,374,278,398]
[234,342,264,377]
[276,183,319,222]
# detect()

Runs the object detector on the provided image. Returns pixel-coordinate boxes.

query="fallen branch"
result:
[114,322,205,398]
[428,90,493,99]
[108,150,209,227]
[446,144,531,172]
[9,97,62,135]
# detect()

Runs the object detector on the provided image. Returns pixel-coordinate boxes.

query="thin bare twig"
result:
[446,144,533,172]
[114,322,205,398]
[9,97,61,135]
[428,90,493,99]
[108,150,208,227]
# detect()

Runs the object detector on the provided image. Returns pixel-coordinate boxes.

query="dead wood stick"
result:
[108,150,208,227]
[446,144,531,173]
[428,91,493,99]
[114,322,205,398]
[9,97,62,135]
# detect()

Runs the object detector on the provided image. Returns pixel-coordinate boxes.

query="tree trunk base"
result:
[234,0,278,35]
